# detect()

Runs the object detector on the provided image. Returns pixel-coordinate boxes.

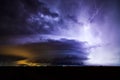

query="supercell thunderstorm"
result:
[0,0,120,66]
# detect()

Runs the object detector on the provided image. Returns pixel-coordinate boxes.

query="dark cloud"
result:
[26,39,88,65]
[0,39,88,66]
[0,0,119,36]
[0,0,120,66]
[0,0,59,36]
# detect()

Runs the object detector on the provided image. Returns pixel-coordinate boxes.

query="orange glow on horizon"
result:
[15,59,45,66]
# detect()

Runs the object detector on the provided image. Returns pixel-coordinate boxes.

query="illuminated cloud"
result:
[0,0,120,66]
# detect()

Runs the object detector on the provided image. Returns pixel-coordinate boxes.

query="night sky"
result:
[0,0,120,66]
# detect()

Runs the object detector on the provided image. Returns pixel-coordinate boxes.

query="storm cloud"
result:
[0,0,120,66]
